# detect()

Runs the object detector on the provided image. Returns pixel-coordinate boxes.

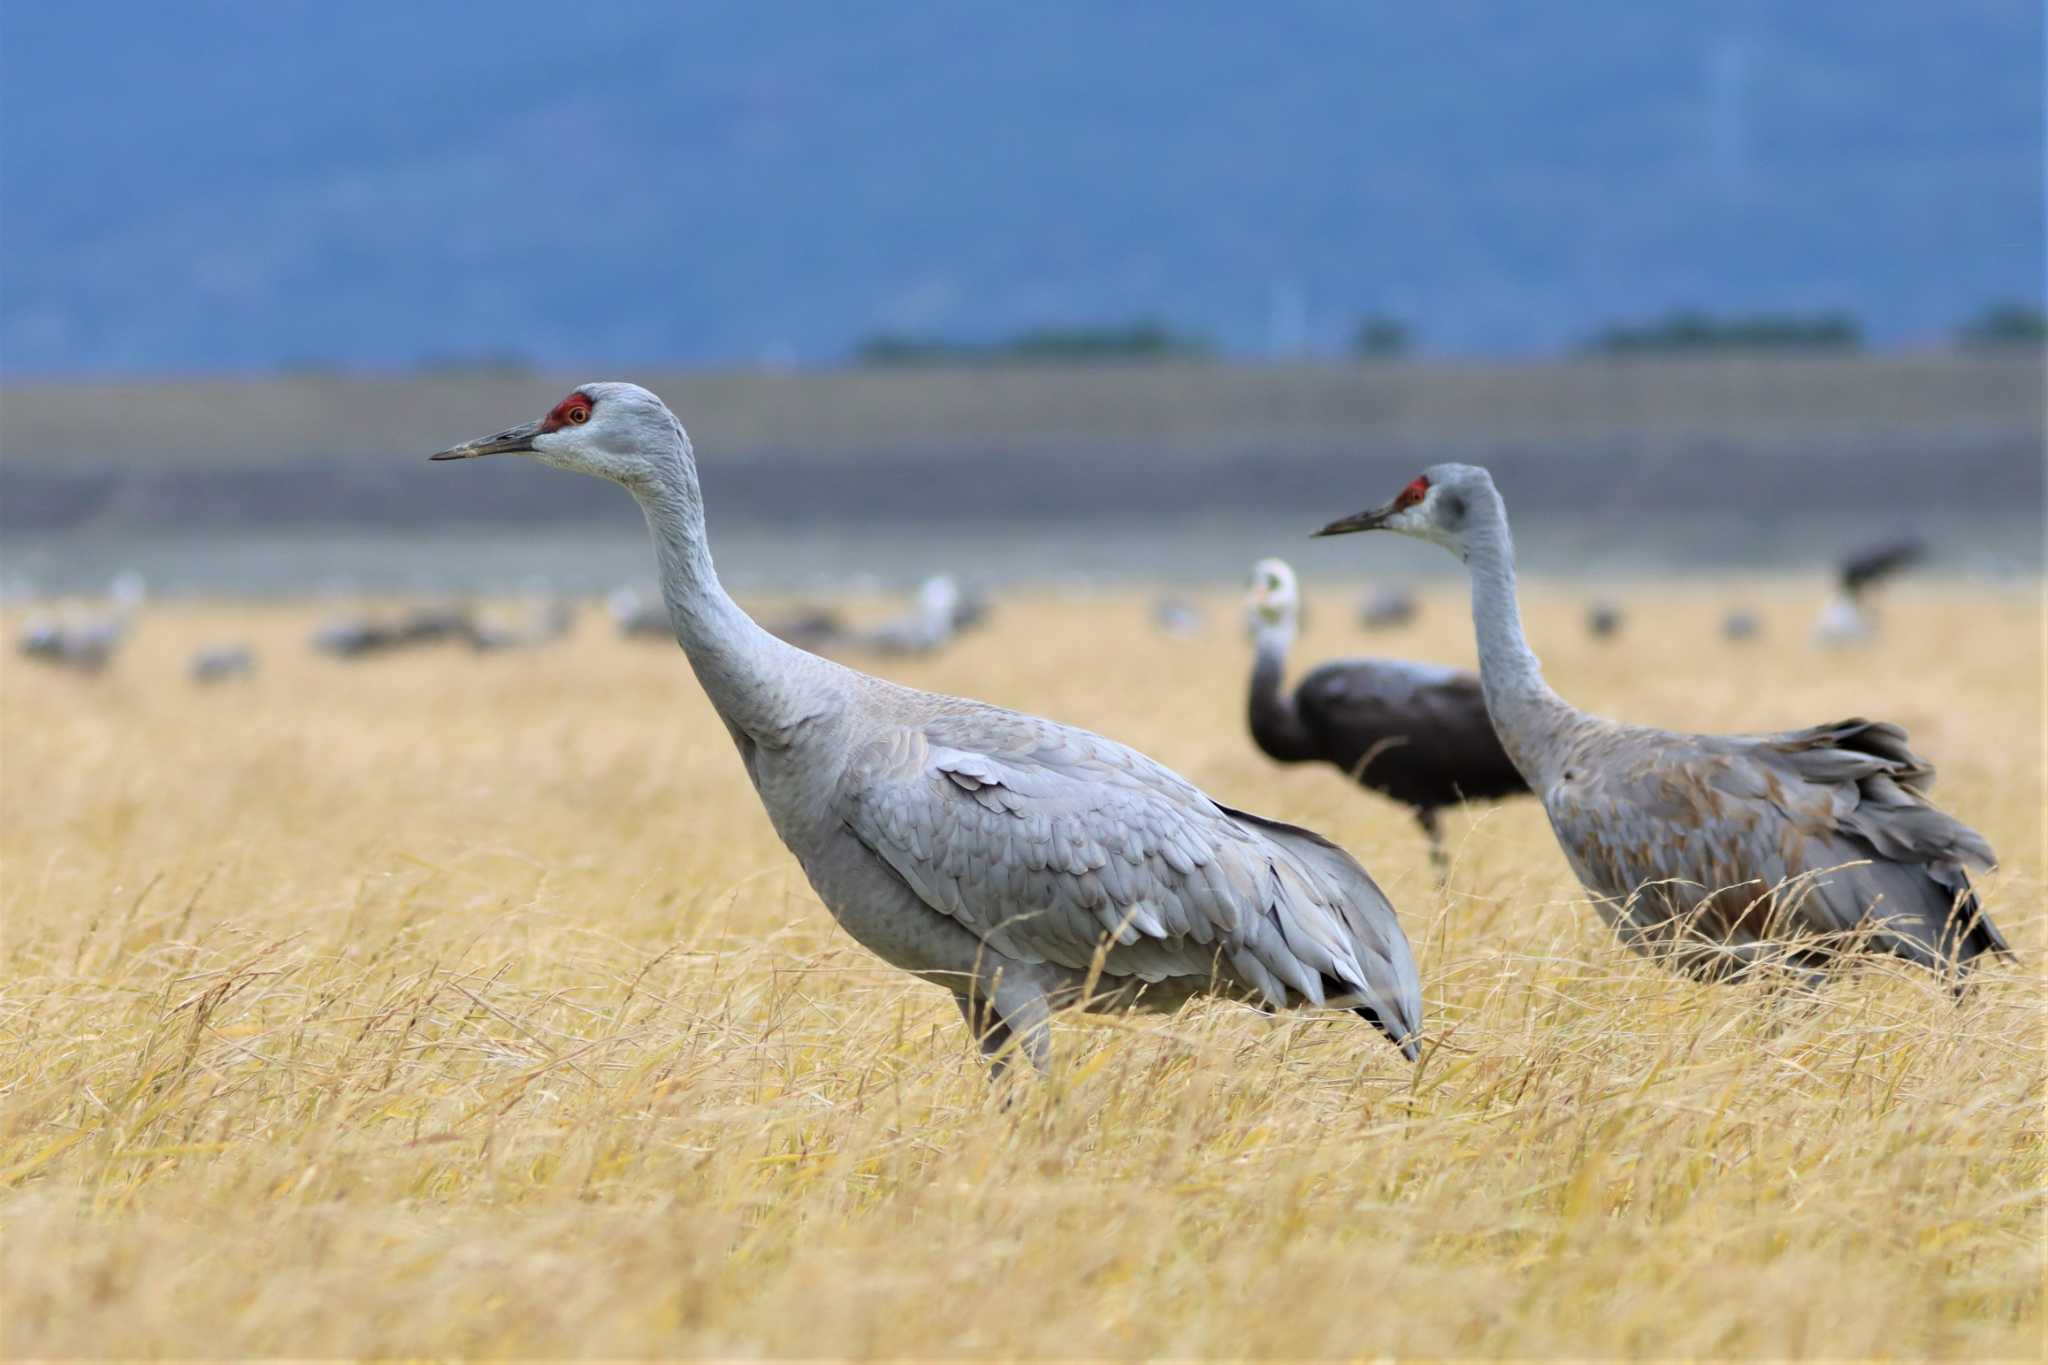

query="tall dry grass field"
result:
[3,581,2042,1357]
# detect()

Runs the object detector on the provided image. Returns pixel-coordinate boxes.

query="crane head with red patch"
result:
[1313,473,1434,538]
[428,381,685,487]
[1310,462,1493,554]
[430,389,597,461]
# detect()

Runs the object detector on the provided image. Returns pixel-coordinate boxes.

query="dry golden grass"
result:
[3,580,2042,1358]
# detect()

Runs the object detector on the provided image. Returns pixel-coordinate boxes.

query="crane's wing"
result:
[1543,718,2002,972]
[840,715,1420,1050]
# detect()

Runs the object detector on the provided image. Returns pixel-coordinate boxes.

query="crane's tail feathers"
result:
[1214,802,1425,1062]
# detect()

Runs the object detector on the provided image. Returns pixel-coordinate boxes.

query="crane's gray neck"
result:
[1247,617,1317,762]
[627,424,824,741]
[1459,487,1573,784]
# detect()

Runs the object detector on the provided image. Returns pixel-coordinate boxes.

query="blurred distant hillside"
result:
[1,3,2040,374]
[4,355,2040,591]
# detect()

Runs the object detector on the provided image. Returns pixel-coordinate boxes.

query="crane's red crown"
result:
[1393,475,1431,510]
[540,390,596,432]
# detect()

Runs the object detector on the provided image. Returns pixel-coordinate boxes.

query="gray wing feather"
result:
[841,712,1421,1042]
[1543,717,2001,971]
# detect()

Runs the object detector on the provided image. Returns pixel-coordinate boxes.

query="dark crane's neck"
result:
[1247,619,1319,762]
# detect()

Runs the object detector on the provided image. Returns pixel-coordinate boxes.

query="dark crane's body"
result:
[1245,559,1528,863]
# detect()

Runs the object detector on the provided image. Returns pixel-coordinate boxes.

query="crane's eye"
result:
[566,404,591,425]
[1394,475,1431,510]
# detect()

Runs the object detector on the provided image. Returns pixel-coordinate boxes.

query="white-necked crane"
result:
[1815,536,1925,646]
[1245,559,1527,871]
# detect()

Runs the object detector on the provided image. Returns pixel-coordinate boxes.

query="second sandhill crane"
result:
[1315,465,2007,984]
[430,383,1422,1071]
[1246,559,1527,869]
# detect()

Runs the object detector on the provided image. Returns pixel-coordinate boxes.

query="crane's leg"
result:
[954,990,1016,1076]
[1416,808,1448,882]
[953,979,1051,1081]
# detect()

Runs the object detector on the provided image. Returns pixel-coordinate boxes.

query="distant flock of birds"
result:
[20,382,1992,1077]
[13,571,996,681]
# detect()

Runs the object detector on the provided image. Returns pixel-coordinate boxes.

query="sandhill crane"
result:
[764,576,992,658]
[429,383,1422,1071]
[609,585,674,638]
[468,595,575,651]
[190,645,256,683]
[312,616,402,658]
[1815,536,1925,646]
[19,613,126,673]
[1585,599,1624,640]
[16,574,144,674]
[1245,559,1527,871]
[311,602,498,657]
[1314,465,2007,984]
[1151,595,1206,638]
[396,602,477,644]
[764,605,851,651]
[1357,584,1417,630]
[859,575,987,656]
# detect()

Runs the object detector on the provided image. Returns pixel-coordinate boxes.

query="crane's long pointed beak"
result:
[428,420,543,461]
[1311,501,1395,537]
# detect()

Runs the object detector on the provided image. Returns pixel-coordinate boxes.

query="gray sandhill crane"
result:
[190,644,256,683]
[1356,584,1417,630]
[397,602,477,644]
[767,576,991,658]
[1246,559,1527,871]
[467,596,575,651]
[1151,595,1206,639]
[312,616,402,658]
[609,585,674,638]
[1585,599,1624,640]
[1814,536,1925,646]
[430,383,1422,1071]
[1722,608,1762,642]
[857,575,987,656]
[312,602,490,658]
[764,605,851,651]
[19,613,126,673]
[1314,465,2007,984]
[16,574,144,674]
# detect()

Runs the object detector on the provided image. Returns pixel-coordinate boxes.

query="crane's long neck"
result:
[629,428,827,742]
[1247,615,1317,761]
[1459,488,1575,786]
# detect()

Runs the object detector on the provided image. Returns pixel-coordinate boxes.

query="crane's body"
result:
[431,383,1422,1070]
[1315,464,2007,982]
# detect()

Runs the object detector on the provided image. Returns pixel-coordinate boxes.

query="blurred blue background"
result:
[3,2,2040,373]
[0,4,2041,594]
